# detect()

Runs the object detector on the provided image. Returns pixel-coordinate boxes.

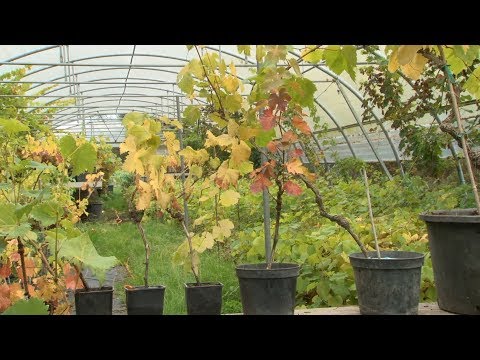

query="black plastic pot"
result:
[420,209,480,315]
[75,286,113,315]
[76,173,87,182]
[349,251,425,315]
[86,201,103,220]
[236,263,300,315]
[125,285,166,315]
[184,282,223,315]
[108,184,114,192]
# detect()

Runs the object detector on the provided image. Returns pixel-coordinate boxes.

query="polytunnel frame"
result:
[0,44,467,264]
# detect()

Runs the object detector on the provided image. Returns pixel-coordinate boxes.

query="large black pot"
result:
[349,251,425,315]
[236,263,300,315]
[185,282,223,315]
[75,286,113,315]
[420,209,480,315]
[125,285,166,315]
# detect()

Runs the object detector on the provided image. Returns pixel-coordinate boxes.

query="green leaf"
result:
[71,142,97,176]
[122,112,146,126]
[323,45,357,80]
[59,135,77,158]
[0,203,18,237]
[238,161,254,175]
[237,45,251,56]
[58,233,118,285]
[178,73,194,95]
[464,68,480,100]
[255,129,276,147]
[2,298,49,315]
[27,161,55,171]
[30,201,64,227]
[224,94,242,112]
[302,46,324,64]
[330,283,350,298]
[183,106,201,125]
[327,294,344,307]
[0,118,29,135]
[316,279,330,299]
[9,223,31,238]
[285,77,316,108]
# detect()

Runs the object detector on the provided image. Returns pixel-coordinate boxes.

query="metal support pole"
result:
[257,57,272,265]
[176,96,190,229]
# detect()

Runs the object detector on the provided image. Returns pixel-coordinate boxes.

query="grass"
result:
[81,190,242,314]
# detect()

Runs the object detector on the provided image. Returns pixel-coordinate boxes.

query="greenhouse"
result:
[0,45,478,315]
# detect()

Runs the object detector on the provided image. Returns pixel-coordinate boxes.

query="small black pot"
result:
[184,282,223,315]
[420,209,480,315]
[108,184,114,192]
[236,263,300,315]
[86,201,103,220]
[75,286,113,315]
[349,251,425,315]
[125,285,166,315]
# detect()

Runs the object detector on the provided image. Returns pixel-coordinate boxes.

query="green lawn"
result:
[82,191,242,314]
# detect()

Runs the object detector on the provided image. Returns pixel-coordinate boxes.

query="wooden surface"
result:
[295,302,454,315]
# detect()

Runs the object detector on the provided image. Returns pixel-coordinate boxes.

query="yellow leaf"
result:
[238,125,260,141]
[286,158,307,174]
[193,214,211,227]
[212,219,234,241]
[228,120,239,137]
[219,190,240,207]
[397,45,423,66]
[213,161,240,189]
[401,53,428,80]
[170,120,183,129]
[231,140,251,165]
[237,161,254,175]
[164,131,180,154]
[192,232,215,252]
[387,47,400,73]
[123,153,144,175]
[136,180,152,210]
[157,191,172,209]
[223,76,239,93]
[189,164,203,178]
[120,136,136,154]
[204,131,233,148]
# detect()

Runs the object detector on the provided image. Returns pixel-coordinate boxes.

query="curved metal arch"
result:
[1,45,60,63]
[289,50,404,177]
[41,84,194,101]
[314,99,356,158]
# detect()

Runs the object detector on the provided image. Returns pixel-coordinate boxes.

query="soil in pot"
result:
[184,282,223,315]
[420,209,480,315]
[349,251,425,315]
[236,263,300,315]
[75,286,113,315]
[125,285,166,315]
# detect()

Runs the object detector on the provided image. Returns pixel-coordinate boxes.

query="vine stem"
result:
[268,177,284,269]
[136,222,150,288]
[362,168,380,258]
[295,174,369,258]
[181,221,200,285]
[437,45,480,214]
[17,238,31,298]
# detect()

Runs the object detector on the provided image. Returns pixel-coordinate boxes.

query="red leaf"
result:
[0,260,12,279]
[64,263,84,291]
[259,108,276,130]
[16,258,37,282]
[283,180,303,196]
[281,130,298,145]
[0,283,11,312]
[250,174,273,193]
[289,149,303,158]
[268,89,291,112]
[267,141,280,153]
[292,116,311,134]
